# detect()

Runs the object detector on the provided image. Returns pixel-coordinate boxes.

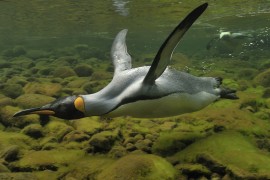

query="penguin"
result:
[13,3,238,120]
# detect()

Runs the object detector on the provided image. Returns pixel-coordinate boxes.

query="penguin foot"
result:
[220,88,238,99]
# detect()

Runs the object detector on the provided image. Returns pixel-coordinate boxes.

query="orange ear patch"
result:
[74,96,85,113]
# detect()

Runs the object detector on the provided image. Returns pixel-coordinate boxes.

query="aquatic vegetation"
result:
[0,1,269,179]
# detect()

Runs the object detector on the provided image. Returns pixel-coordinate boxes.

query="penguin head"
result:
[13,96,85,120]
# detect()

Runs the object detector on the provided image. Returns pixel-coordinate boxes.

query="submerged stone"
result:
[97,154,177,180]
[23,82,62,97]
[16,93,55,109]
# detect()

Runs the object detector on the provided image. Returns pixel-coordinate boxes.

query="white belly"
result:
[105,92,219,118]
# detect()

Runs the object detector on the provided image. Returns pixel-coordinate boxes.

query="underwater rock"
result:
[152,132,203,156]
[0,106,39,128]
[134,139,153,153]
[11,149,85,172]
[0,96,14,107]
[175,163,211,179]
[2,84,23,99]
[44,120,74,142]
[0,145,20,162]
[109,145,127,158]
[66,78,89,88]
[21,124,44,139]
[0,62,11,68]
[263,88,270,98]
[170,131,270,179]
[97,154,177,180]
[16,93,55,109]
[6,76,28,86]
[62,156,115,180]
[159,121,177,131]
[237,68,258,80]
[11,57,35,69]
[23,82,62,97]
[63,130,90,142]
[0,163,10,172]
[38,67,54,76]
[53,66,77,78]
[72,117,103,135]
[89,130,119,153]
[74,64,94,77]
[253,68,270,87]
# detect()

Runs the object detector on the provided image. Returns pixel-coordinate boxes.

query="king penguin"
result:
[13,3,238,120]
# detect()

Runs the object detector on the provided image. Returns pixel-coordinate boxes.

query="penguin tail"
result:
[220,88,238,99]
[214,77,238,99]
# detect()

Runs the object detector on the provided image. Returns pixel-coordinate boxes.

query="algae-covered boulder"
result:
[16,94,55,109]
[171,131,270,179]
[66,78,89,88]
[0,106,39,128]
[53,66,77,78]
[97,154,177,180]
[2,83,23,98]
[11,149,85,171]
[253,69,270,87]
[0,96,14,107]
[21,124,44,139]
[0,145,20,162]
[152,132,204,156]
[23,82,62,97]
[74,64,94,77]
[44,120,74,141]
[63,156,115,180]
[72,117,103,135]
[26,49,50,59]
[89,130,119,153]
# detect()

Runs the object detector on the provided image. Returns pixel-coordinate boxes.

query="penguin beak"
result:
[13,96,85,120]
[13,107,55,117]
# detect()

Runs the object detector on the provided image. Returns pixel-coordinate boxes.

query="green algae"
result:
[13,149,85,171]
[97,154,177,180]
[171,131,270,178]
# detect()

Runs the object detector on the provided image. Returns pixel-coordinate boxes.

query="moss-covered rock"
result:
[0,131,36,151]
[63,130,90,142]
[63,155,115,180]
[152,132,204,156]
[89,130,119,153]
[97,154,177,180]
[171,131,270,179]
[72,117,103,135]
[44,120,74,142]
[53,66,77,78]
[0,96,14,107]
[253,69,270,87]
[0,106,39,128]
[2,83,23,98]
[0,145,20,162]
[74,64,94,77]
[0,163,10,172]
[21,124,44,139]
[16,94,55,109]
[23,82,62,97]
[11,149,85,171]
[175,163,211,179]
[66,78,89,88]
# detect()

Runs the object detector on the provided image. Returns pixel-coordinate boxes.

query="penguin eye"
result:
[74,96,86,113]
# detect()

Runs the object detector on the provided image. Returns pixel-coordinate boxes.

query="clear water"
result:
[1,1,270,179]
[0,0,269,56]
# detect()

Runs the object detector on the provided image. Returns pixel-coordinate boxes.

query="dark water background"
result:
[0,0,269,58]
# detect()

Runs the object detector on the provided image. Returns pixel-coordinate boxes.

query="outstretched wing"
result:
[143,3,208,85]
[111,29,132,75]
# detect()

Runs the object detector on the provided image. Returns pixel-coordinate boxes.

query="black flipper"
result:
[220,88,239,99]
[143,3,208,85]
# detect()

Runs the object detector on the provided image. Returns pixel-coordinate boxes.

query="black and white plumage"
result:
[13,3,238,120]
